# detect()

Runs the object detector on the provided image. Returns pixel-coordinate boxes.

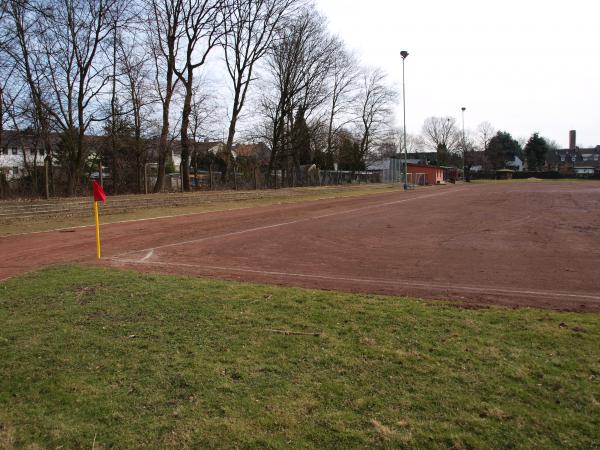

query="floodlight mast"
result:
[461,106,466,180]
[400,51,409,189]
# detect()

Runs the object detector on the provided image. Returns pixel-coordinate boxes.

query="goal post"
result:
[414,173,427,186]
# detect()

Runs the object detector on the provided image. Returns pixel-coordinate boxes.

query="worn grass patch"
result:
[1,266,599,448]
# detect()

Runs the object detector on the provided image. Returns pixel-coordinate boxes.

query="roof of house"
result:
[232,142,270,158]
[366,160,390,171]
[169,141,223,157]
[546,147,600,168]
[407,163,443,169]
[0,130,60,148]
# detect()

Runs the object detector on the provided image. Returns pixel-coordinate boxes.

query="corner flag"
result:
[92,181,107,259]
[93,180,106,203]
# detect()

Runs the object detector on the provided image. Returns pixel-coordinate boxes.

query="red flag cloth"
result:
[92,180,107,203]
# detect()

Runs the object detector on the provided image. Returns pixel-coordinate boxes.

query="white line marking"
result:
[108,257,600,303]
[140,249,154,262]
[112,188,464,259]
[0,207,252,239]
[0,186,405,239]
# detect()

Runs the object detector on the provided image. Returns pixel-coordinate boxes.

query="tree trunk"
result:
[180,79,192,192]
[44,158,49,199]
[153,48,175,193]
[224,86,241,182]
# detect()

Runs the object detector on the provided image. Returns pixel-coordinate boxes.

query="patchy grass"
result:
[1,266,599,449]
[0,184,401,237]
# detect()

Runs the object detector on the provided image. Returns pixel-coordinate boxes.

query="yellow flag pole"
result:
[93,200,101,259]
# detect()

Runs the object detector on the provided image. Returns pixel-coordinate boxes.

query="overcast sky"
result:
[315,0,599,148]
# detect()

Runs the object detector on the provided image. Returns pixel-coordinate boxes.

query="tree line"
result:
[0,0,559,198]
[0,0,401,197]
[382,116,556,172]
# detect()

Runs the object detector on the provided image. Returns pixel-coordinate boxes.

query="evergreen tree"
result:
[436,143,449,166]
[338,135,364,171]
[524,133,549,171]
[485,131,521,170]
[291,108,312,166]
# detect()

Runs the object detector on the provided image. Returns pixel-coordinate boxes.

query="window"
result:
[560,155,565,162]
[1,148,7,155]
[12,147,18,155]
[571,156,576,162]
[595,154,599,161]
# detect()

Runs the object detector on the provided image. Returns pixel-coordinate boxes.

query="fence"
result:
[0,166,392,200]
[379,159,404,183]
[186,168,383,191]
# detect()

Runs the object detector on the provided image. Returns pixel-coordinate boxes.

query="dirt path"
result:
[2,182,600,311]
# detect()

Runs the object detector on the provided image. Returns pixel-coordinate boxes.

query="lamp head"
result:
[461,107,466,112]
[400,50,409,59]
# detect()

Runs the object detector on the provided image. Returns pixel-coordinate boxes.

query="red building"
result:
[406,163,445,185]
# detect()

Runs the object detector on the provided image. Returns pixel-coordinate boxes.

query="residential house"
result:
[506,155,524,172]
[0,130,48,179]
[545,130,600,175]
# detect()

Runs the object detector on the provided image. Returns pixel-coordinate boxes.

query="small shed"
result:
[407,163,445,185]
[495,169,514,180]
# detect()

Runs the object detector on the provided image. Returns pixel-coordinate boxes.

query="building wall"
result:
[407,164,444,185]
[507,155,524,171]
[546,148,600,174]
[0,147,46,179]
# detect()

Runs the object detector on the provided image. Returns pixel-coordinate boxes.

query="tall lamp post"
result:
[400,50,409,189]
[461,106,466,180]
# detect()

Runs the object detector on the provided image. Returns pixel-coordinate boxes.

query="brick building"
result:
[546,130,600,175]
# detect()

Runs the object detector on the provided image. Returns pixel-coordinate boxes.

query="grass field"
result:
[1,266,599,449]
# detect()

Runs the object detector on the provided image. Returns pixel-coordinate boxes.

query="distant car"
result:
[90,172,111,179]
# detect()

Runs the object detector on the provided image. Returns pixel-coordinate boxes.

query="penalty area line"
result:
[108,257,600,303]
[0,185,419,239]
[112,188,465,260]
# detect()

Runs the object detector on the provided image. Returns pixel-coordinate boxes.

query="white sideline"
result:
[108,257,600,303]
[0,189,414,239]
[112,188,465,260]
[0,207,256,239]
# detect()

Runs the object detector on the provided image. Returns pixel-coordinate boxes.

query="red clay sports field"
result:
[1,181,599,311]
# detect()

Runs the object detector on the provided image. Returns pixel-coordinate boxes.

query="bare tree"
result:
[187,82,216,186]
[117,31,156,192]
[475,120,495,152]
[380,127,425,156]
[355,67,397,166]
[221,0,297,185]
[148,0,184,192]
[40,0,120,195]
[3,0,57,197]
[324,42,358,169]
[262,9,337,184]
[422,116,461,165]
[175,0,224,192]
[105,2,137,193]
[0,3,10,172]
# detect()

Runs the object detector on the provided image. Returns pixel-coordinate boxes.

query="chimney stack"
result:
[569,130,576,150]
